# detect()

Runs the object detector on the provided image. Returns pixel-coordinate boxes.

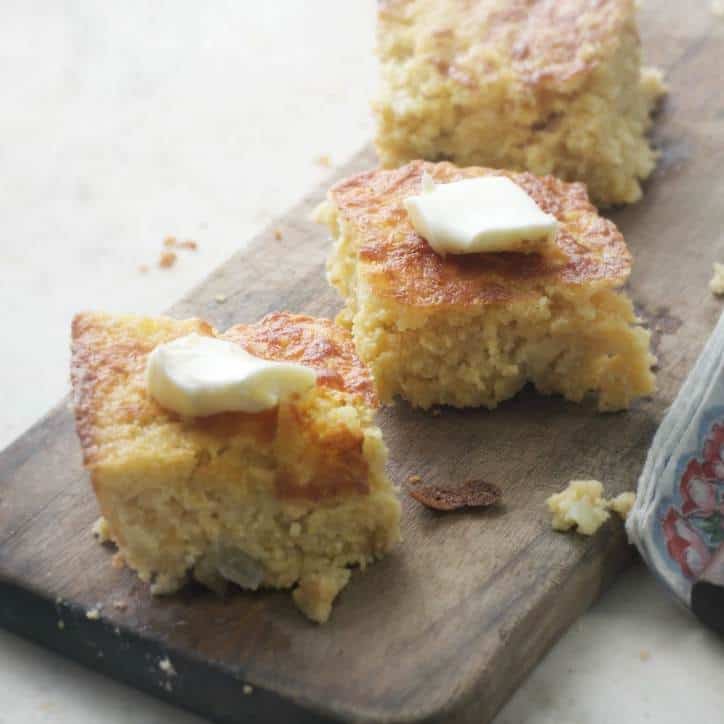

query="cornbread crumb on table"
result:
[92,516,112,542]
[318,160,655,412]
[374,0,666,206]
[710,263,724,295]
[158,250,177,268]
[71,311,400,623]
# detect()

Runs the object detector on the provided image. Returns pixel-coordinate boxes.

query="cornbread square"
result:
[317,160,655,411]
[374,0,665,206]
[71,311,400,623]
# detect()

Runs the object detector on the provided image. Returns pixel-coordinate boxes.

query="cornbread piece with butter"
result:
[374,0,665,206]
[70,311,401,623]
[317,160,655,411]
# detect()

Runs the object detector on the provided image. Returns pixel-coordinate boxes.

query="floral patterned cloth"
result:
[627,312,724,606]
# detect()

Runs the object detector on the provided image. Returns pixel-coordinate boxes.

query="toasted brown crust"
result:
[329,160,631,309]
[407,479,502,511]
[70,313,215,467]
[223,313,377,407]
[378,0,634,92]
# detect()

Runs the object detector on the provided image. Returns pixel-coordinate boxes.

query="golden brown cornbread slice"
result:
[374,0,665,206]
[71,311,401,623]
[317,160,655,411]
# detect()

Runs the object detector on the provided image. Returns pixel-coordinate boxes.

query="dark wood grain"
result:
[1,5,723,723]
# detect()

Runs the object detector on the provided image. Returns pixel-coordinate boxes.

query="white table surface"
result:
[1,2,722,723]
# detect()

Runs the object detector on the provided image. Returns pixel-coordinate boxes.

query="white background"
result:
[1,2,723,722]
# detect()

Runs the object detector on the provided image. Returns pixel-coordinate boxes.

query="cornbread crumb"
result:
[609,491,636,520]
[547,480,610,535]
[292,569,351,624]
[138,264,149,274]
[178,240,198,251]
[159,657,176,677]
[113,600,127,611]
[407,474,422,485]
[374,0,665,207]
[215,294,227,304]
[57,620,65,630]
[639,649,651,661]
[316,154,332,167]
[163,236,177,248]
[274,228,283,241]
[243,684,253,695]
[85,607,101,620]
[159,251,177,269]
[547,481,637,534]
[710,263,724,295]
[92,516,112,543]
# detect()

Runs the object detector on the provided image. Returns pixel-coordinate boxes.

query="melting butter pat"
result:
[146,333,316,416]
[404,174,558,256]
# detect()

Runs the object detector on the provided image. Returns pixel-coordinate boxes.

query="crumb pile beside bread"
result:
[317,160,655,411]
[373,0,665,206]
[71,311,401,623]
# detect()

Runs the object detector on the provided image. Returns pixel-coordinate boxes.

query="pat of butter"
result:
[146,333,316,416]
[404,174,558,256]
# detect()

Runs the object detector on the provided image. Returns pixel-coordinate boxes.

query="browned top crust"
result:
[70,312,377,486]
[223,313,377,406]
[378,0,635,93]
[329,160,631,308]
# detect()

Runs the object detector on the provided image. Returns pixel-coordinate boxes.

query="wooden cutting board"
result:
[1,5,723,723]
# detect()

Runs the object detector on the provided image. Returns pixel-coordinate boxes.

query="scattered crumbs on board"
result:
[159,657,177,677]
[274,228,283,240]
[138,264,149,274]
[85,607,101,620]
[215,293,227,304]
[113,600,128,611]
[243,684,254,695]
[639,649,651,662]
[315,154,332,167]
[407,474,422,485]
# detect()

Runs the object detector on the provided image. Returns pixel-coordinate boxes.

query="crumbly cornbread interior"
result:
[317,161,655,411]
[71,312,401,623]
[374,0,666,206]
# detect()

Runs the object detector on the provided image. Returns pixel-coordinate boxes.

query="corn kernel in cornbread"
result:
[317,161,655,411]
[70,311,401,623]
[374,0,665,206]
